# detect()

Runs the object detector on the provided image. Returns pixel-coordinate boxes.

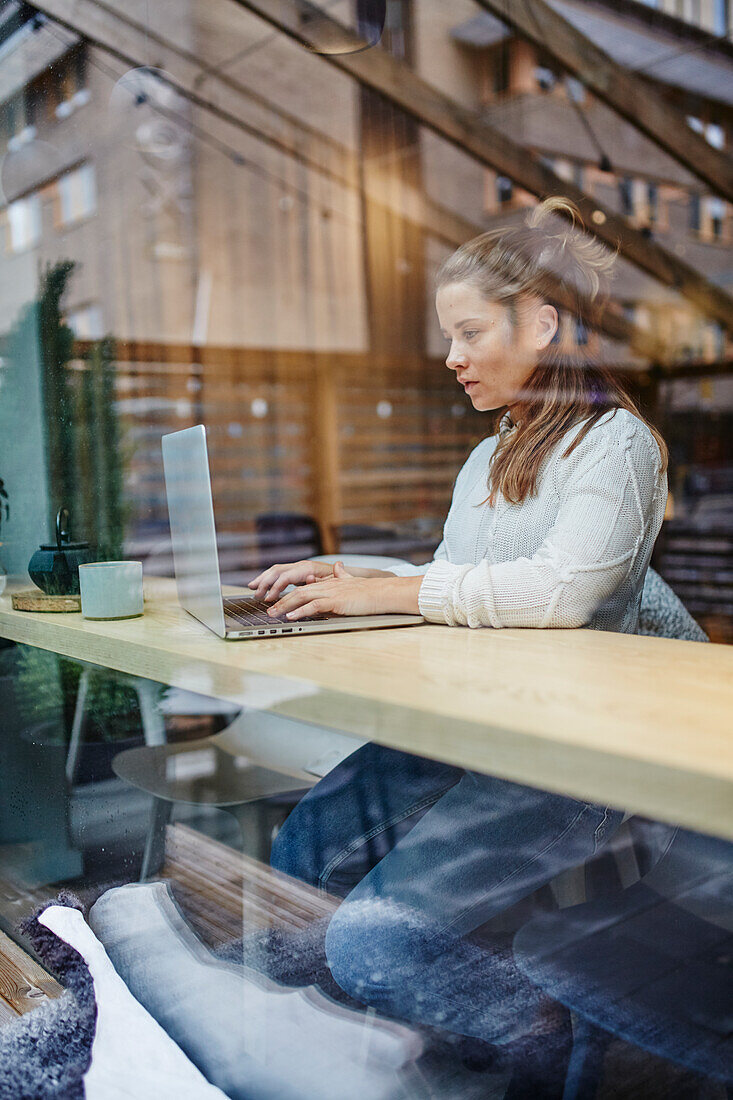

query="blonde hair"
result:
[437,196,668,505]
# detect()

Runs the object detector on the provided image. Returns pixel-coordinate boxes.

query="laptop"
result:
[161,424,424,639]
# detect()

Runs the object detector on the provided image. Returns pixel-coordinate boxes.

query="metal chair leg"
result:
[67,668,166,787]
[66,667,92,785]
[230,801,273,863]
[504,1007,573,1100]
[550,864,588,909]
[140,797,174,881]
[136,680,167,747]
[610,821,642,889]
[562,1013,610,1100]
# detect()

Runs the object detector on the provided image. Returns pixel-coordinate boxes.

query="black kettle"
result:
[28,508,96,595]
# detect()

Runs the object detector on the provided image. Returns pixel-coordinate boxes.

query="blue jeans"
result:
[271,743,623,1044]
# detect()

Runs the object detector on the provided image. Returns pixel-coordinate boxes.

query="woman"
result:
[247,197,668,1045]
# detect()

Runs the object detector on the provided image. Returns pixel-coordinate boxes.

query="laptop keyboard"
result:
[224,596,330,628]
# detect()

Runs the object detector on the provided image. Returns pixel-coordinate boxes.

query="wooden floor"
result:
[159,822,338,944]
[0,926,63,1024]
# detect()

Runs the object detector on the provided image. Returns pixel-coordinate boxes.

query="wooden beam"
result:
[475,0,733,202]
[32,0,658,358]
[230,0,733,332]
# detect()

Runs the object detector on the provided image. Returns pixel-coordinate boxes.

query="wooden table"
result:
[1,578,732,840]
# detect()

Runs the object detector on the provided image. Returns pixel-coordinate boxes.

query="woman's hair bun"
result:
[525,196,616,301]
[435,194,616,310]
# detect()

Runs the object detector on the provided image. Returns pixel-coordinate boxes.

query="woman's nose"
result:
[446,342,466,371]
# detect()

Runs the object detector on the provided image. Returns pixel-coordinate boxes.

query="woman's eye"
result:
[463,330,478,340]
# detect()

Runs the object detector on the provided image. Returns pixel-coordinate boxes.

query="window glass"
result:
[495,174,513,203]
[706,122,725,149]
[689,191,702,231]
[565,76,585,104]
[705,195,726,239]
[65,303,103,339]
[713,0,730,34]
[0,7,731,1098]
[6,191,41,251]
[57,163,96,225]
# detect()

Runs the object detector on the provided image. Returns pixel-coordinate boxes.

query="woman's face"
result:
[436,282,555,415]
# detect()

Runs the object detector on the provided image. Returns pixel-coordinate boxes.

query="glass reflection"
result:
[0,0,731,1095]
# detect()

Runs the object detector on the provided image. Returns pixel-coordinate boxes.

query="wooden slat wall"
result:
[73,341,488,558]
[335,363,486,528]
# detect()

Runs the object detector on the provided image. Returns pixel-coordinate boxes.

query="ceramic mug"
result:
[79,561,144,620]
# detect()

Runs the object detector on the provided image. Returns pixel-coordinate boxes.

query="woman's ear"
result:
[536,304,559,349]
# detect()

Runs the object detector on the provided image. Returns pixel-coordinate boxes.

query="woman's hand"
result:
[248,559,397,602]
[248,559,336,602]
[267,562,423,620]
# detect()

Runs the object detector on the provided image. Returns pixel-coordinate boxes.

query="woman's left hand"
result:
[267,561,422,620]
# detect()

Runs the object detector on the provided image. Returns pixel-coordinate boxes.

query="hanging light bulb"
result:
[299,0,385,55]
[108,67,188,157]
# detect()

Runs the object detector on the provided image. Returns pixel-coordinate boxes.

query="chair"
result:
[508,570,717,1097]
[514,827,733,1098]
[113,734,316,874]
[254,512,323,570]
[522,568,709,915]
[65,662,168,785]
[114,705,370,878]
[637,566,709,643]
[110,552,407,878]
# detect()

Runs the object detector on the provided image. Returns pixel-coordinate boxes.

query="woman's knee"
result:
[325,896,438,1010]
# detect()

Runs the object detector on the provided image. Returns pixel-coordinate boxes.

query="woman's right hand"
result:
[248,560,336,602]
[248,559,394,601]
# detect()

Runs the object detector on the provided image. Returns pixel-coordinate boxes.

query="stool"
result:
[65,663,167,785]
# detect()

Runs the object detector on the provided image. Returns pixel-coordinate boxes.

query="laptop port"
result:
[257,630,265,635]
[282,627,293,633]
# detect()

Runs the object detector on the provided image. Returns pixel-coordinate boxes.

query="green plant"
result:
[7,262,142,739]
[74,336,130,559]
[5,260,130,556]
[0,478,8,538]
[37,261,77,524]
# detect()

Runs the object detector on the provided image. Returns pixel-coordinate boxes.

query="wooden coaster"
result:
[11,589,81,613]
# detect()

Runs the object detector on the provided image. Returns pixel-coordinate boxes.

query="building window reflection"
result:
[57,162,96,226]
[65,303,103,339]
[6,191,41,252]
[705,196,726,241]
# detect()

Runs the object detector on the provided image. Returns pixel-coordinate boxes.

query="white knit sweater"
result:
[390,409,667,633]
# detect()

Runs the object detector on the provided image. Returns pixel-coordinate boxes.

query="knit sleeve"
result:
[418,420,664,628]
[386,438,491,578]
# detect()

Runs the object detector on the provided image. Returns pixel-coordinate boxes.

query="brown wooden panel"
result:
[160,823,338,946]
[0,994,18,1027]
[75,342,492,556]
[0,929,63,1016]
